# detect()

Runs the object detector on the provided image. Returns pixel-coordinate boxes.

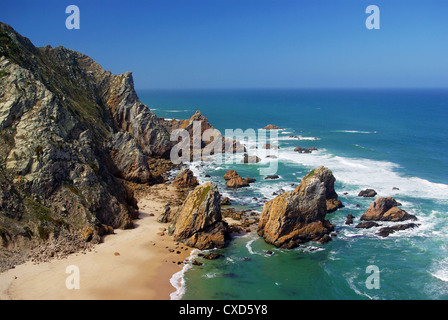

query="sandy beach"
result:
[0,183,191,300]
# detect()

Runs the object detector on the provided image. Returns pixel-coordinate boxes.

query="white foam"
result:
[278,148,448,201]
[169,249,199,300]
[335,130,377,134]
[430,258,448,282]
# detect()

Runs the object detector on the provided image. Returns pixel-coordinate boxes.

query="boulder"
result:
[241,154,261,164]
[226,176,250,188]
[294,147,317,154]
[264,175,280,180]
[173,167,199,188]
[257,168,335,248]
[358,189,377,197]
[360,197,417,222]
[221,197,231,206]
[377,223,420,237]
[345,214,355,225]
[168,182,230,249]
[326,198,344,213]
[224,170,239,181]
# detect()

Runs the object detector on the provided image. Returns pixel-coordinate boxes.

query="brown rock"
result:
[173,167,199,188]
[358,189,377,197]
[257,169,335,249]
[168,182,230,250]
[360,197,417,222]
[226,176,250,188]
[224,170,239,181]
[263,124,283,130]
[377,223,420,237]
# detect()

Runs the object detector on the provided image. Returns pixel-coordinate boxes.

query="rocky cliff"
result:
[0,22,172,269]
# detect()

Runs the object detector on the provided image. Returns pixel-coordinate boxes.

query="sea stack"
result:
[257,166,340,248]
[168,182,230,249]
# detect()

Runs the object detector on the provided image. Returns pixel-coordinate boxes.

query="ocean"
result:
[139,88,448,300]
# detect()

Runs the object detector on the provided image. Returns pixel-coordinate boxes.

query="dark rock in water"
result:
[377,223,420,237]
[392,187,400,190]
[358,189,377,197]
[266,250,274,255]
[245,177,256,184]
[355,222,381,229]
[203,252,224,260]
[205,174,211,178]
[294,146,317,154]
[264,175,280,180]
[192,259,203,266]
[345,214,355,225]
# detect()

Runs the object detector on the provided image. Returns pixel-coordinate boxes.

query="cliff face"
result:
[0,22,172,267]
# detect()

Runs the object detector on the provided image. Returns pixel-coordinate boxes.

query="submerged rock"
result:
[377,223,420,237]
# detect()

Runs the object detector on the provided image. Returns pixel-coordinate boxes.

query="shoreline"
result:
[0,182,191,300]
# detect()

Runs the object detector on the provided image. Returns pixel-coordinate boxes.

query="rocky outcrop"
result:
[168,182,230,249]
[358,189,377,197]
[294,147,317,154]
[257,167,336,248]
[0,22,172,267]
[263,124,283,130]
[172,167,199,188]
[377,223,420,237]
[162,110,245,159]
[300,166,344,213]
[360,197,417,222]
[241,154,261,164]
[224,170,251,188]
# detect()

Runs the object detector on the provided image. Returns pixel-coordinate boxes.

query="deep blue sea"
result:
[139,89,448,300]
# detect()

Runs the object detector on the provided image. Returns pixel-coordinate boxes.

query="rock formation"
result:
[300,166,344,213]
[0,22,173,267]
[168,182,230,249]
[223,170,251,188]
[360,197,417,222]
[257,167,337,248]
[263,124,283,130]
[358,189,377,197]
[294,146,317,154]
[161,110,245,160]
[172,167,199,188]
[241,154,261,164]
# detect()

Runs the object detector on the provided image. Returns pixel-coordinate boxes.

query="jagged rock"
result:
[355,222,381,229]
[257,167,335,248]
[294,147,317,154]
[241,154,261,164]
[226,176,250,188]
[377,223,420,237]
[221,197,231,206]
[168,182,230,250]
[173,167,199,188]
[224,170,239,181]
[358,189,377,197]
[360,197,417,222]
[162,110,245,159]
[224,170,250,189]
[301,166,344,214]
[345,214,355,225]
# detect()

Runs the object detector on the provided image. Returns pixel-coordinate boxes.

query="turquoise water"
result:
[140,89,448,300]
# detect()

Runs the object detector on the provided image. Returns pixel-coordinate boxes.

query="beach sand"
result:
[0,183,191,300]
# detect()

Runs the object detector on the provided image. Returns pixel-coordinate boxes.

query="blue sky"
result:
[1,0,447,89]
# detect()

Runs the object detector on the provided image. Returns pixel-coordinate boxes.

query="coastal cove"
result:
[141,88,448,300]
